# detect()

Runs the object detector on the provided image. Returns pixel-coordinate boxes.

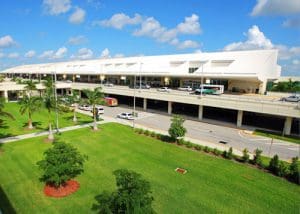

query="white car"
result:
[91,106,105,114]
[178,86,193,91]
[281,95,300,102]
[79,105,92,111]
[157,87,171,92]
[104,82,114,87]
[117,112,134,120]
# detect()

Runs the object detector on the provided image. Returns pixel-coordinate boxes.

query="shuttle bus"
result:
[104,97,118,107]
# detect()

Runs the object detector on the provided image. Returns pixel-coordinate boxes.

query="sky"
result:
[0,0,299,76]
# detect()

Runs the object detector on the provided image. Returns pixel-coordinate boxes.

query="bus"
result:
[195,84,224,95]
[104,97,118,107]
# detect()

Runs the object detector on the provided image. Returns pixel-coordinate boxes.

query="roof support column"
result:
[237,110,243,127]
[168,101,172,115]
[3,90,8,102]
[198,105,203,120]
[259,80,267,95]
[283,117,292,136]
[143,98,147,111]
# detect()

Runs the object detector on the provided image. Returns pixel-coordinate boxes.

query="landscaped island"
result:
[0,123,299,213]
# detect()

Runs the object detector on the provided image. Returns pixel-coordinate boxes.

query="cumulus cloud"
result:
[8,52,19,58]
[70,48,93,60]
[0,53,5,58]
[114,53,124,58]
[96,13,142,29]
[100,48,110,58]
[67,35,87,45]
[69,7,86,24]
[0,35,16,48]
[39,47,67,59]
[251,0,300,16]
[282,17,300,28]
[177,40,200,49]
[177,14,201,34]
[24,50,36,58]
[43,0,71,15]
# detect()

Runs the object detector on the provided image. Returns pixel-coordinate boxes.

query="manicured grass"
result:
[254,129,300,144]
[0,102,93,138]
[0,123,299,213]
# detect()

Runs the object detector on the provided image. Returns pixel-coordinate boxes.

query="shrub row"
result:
[134,128,299,185]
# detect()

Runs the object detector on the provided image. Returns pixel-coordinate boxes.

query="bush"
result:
[288,157,299,184]
[155,133,161,139]
[144,129,150,136]
[177,138,185,145]
[223,147,233,159]
[278,161,288,177]
[203,146,210,153]
[185,141,193,148]
[150,131,156,138]
[269,154,279,174]
[253,148,263,166]
[242,148,250,163]
[212,148,222,156]
[168,115,186,141]
[138,128,144,134]
[194,145,202,151]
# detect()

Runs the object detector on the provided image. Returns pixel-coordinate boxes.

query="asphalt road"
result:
[80,105,300,160]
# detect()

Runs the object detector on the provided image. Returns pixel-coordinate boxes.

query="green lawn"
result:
[0,102,93,138]
[0,123,299,213]
[254,129,300,144]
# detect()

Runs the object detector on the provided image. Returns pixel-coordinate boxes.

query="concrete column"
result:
[198,105,203,120]
[88,75,90,83]
[72,75,75,82]
[237,110,243,127]
[283,117,292,135]
[143,98,147,111]
[4,90,8,102]
[258,80,267,94]
[168,101,172,115]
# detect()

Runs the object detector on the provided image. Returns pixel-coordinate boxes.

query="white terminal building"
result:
[1,49,299,135]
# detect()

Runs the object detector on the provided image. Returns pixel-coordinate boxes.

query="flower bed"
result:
[44,180,80,197]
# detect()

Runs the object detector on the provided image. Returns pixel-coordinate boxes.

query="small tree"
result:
[93,169,154,214]
[242,148,250,163]
[268,154,280,175]
[289,157,299,184]
[63,90,80,122]
[168,115,186,142]
[37,141,87,187]
[223,147,233,159]
[253,148,263,166]
[19,95,42,129]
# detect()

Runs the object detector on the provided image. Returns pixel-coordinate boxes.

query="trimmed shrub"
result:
[288,157,299,184]
[278,161,288,177]
[138,129,144,134]
[150,131,156,138]
[269,154,280,175]
[212,148,222,156]
[242,148,250,163]
[144,130,150,136]
[177,139,185,146]
[155,133,161,139]
[185,141,193,148]
[253,148,263,166]
[223,147,233,159]
[203,146,210,153]
[194,145,202,151]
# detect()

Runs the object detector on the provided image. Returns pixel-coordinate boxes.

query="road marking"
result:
[238,130,269,141]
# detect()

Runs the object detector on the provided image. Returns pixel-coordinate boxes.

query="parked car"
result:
[91,106,105,114]
[117,112,134,120]
[157,87,171,92]
[103,82,114,87]
[79,104,92,111]
[130,84,151,89]
[281,95,300,102]
[178,86,193,91]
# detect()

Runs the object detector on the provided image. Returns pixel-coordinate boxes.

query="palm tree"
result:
[83,87,104,130]
[63,90,80,122]
[19,95,42,129]
[0,97,14,121]
[24,79,37,97]
[43,77,55,140]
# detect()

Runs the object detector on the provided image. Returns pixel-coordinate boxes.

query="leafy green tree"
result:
[93,169,154,214]
[269,154,280,174]
[83,87,104,130]
[168,115,186,141]
[289,157,299,184]
[37,141,87,187]
[271,79,300,92]
[62,90,80,122]
[19,95,42,129]
[24,79,37,97]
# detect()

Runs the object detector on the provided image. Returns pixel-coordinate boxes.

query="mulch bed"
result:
[175,168,187,174]
[44,180,80,197]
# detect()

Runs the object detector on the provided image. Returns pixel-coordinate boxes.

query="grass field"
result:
[0,123,299,213]
[0,102,93,138]
[254,129,300,144]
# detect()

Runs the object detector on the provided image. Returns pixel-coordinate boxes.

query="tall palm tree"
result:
[83,87,104,130]
[24,79,37,97]
[63,90,80,122]
[19,95,42,129]
[0,97,14,121]
[43,77,55,140]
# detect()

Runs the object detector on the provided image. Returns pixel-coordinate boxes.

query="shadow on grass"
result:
[0,185,16,214]
[22,121,43,130]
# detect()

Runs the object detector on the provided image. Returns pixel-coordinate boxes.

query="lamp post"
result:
[200,62,204,97]
[133,74,136,129]
[52,70,59,133]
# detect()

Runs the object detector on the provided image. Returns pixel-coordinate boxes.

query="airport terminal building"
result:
[1,49,299,136]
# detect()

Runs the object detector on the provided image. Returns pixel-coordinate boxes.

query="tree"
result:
[168,115,186,141]
[0,97,14,123]
[37,141,87,187]
[62,90,80,122]
[93,169,154,214]
[19,95,42,129]
[83,87,104,130]
[43,77,56,140]
[269,154,280,174]
[242,148,250,163]
[289,157,299,184]
[24,79,37,97]
[253,148,263,166]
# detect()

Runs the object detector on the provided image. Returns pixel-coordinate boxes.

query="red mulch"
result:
[44,180,80,197]
[175,168,187,174]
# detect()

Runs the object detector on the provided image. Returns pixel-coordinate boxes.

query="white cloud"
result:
[177,40,200,49]
[0,35,16,48]
[24,50,36,58]
[87,0,102,9]
[194,49,202,53]
[70,48,93,60]
[8,52,19,58]
[95,13,142,29]
[292,59,300,65]
[69,7,86,24]
[0,53,5,58]
[114,53,124,58]
[43,0,71,15]
[39,47,67,59]
[282,17,300,28]
[177,14,201,34]
[100,48,110,58]
[251,0,300,16]
[67,35,87,45]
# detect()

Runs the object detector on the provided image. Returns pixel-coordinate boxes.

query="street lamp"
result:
[132,62,142,129]
[52,70,59,133]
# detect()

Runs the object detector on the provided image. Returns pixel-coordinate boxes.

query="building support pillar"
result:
[168,101,172,115]
[4,90,8,102]
[283,117,292,136]
[198,105,203,120]
[143,98,147,111]
[258,80,267,95]
[237,110,243,127]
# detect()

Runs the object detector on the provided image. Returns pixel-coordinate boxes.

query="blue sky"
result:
[0,0,299,76]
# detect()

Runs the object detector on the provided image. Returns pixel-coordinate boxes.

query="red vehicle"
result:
[104,97,118,107]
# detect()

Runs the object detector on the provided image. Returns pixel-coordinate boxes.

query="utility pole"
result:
[53,71,59,133]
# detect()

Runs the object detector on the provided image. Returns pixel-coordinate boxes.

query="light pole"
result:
[200,62,204,97]
[52,70,59,133]
[133,74,136,129]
